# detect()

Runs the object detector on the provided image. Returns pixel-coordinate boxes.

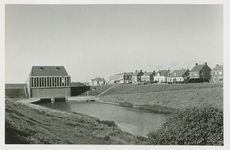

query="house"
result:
[169,69,190,83]
[132,70,144,83]
[141,71,155,83]
[109,72,133,84]
[89,77,106,86]
[27,66,71,98]
[210,64,223,83]
[189,62,211,82]
[154,69,171,83]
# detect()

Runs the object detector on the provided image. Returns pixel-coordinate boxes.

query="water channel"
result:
[38,101,168,137]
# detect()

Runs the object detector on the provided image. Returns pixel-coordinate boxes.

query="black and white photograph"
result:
[2,0,230,149]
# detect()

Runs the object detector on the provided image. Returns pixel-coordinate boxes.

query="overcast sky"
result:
[5,4,223,83]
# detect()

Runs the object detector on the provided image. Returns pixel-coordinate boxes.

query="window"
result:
[218,77,223,82]
[219,71,222,75]
[174,72,176,76]
[31,78,33,87]
[61,77,65,86]
[47,77,50,87]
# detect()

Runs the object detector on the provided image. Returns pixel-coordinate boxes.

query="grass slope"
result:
[99,84,223,110]
[5,99,146,144]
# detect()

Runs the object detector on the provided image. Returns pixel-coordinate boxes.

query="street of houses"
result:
[96,62,223,85]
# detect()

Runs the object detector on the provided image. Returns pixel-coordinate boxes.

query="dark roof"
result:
[133,70,143,76]
[212,65,223,71]
[143,72,155,76]
[115,72,133,76]
[91,77,106,82]
[30,66,69,76]
[169,69,188,77]
[71,82,86,87]
[191,64,205,72]
[154,70,169,76]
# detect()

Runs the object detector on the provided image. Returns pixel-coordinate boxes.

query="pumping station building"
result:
[27,66,71,98]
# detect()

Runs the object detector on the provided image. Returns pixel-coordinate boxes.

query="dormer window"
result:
[40,67,44,70]
[56,67,60,70]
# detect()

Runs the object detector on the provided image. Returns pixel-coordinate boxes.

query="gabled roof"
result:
[169,69,188,77]
[212,65,223,71]
[154,70,169,76]
[191,64,205,72]
[143,72,155,76]
[133,70,143,76]
[91,77,106,82]
[30,66,69,76]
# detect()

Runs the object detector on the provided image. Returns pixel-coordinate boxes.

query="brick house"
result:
[154,69,171,83]
[89,77,106,86]
[210,64,223,83]
[27,66,71,98]
[189,62,211,82]
[109,72,133,84]
[169,69,190,83]
[141,71,155,83]
[132,70,144,83]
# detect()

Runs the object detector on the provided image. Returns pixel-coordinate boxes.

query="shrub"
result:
[119,102,133,107]
[96,120,117,127]
[147,106,223,145]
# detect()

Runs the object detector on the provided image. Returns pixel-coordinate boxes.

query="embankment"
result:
[99,83,223,111]
[5,98,146,144]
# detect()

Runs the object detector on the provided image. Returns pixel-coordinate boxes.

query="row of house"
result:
[109,62,223,84]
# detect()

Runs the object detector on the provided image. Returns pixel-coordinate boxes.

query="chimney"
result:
[124,72,126,74]
[145,71,147,73]
[135,70,137,72]
[205,62,207,65]
[195,63,198,66]
[216,64,219,66]
[167,68,170,71]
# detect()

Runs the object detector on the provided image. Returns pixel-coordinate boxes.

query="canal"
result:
[38,101,168,137]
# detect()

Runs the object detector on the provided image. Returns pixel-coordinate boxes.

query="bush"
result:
[147,106,223,145]
[119,102,133,107]
[96,120,117,127]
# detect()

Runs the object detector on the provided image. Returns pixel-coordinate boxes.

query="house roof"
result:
[143,72,155,76]
[212,65,223,71]
[190,64,205,72]
[115,72,133,76]
[133,70,143,76]
[30,66,69,76]
[154,70,169,76]
[169,69,188,77]
[91,77,106,82]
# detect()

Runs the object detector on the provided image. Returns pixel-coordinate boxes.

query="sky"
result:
[5,4,223,83]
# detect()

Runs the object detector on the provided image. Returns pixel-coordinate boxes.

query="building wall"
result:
[28,76,71,98]
[31,87,71,98]
[190,71,200,79]
[210,70,223,83]
[203,65,212,80]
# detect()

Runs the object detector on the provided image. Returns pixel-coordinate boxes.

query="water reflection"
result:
[39,102,167,137]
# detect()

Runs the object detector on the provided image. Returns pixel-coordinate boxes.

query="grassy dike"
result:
[5,98,146,144]
[97,83,223,145]
[99,85,223,112]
